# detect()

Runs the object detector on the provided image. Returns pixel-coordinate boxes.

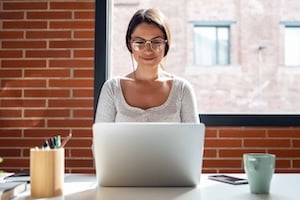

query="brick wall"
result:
[0,0,300,174]
[0,0,95,173]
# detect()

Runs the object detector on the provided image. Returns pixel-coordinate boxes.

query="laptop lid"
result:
[92,123,205,187]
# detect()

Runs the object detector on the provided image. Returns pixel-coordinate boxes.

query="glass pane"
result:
[285,28,300,66]
[111,0,300,114]
[194,27,216,65]
[217,27,229,65]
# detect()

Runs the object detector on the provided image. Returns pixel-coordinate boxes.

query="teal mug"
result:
[243,153,276,194]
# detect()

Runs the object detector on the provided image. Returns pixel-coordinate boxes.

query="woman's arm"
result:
[95,80,117,122]
[180,80,200,123]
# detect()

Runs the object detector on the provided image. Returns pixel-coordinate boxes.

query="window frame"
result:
[94,0,300,126]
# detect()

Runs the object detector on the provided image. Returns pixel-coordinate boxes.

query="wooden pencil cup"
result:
[30,148,64,198]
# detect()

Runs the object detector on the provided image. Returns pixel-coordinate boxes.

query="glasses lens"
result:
[131,41,145,51]
[131,39,166,51]
[151,40,165,51]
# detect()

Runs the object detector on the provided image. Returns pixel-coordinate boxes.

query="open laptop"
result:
[92,123,205,187]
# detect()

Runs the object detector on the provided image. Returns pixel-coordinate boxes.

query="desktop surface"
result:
[15,173,300,200]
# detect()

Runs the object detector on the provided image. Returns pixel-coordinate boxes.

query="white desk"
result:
[15,174,300,200]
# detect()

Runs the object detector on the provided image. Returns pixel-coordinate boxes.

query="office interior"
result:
[1,0,300,175]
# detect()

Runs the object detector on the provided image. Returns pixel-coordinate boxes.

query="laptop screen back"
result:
[92,123,205,187]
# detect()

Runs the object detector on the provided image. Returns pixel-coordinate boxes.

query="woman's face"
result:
[130,22,166,69]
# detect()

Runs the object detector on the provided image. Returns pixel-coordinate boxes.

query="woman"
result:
[95,8,199,123]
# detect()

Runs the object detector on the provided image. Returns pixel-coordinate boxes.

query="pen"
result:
[55,135,61,148]
[42,140,50,149]
[60,133,72,148]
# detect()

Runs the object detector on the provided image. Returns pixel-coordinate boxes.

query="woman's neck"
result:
[134,67,162,81]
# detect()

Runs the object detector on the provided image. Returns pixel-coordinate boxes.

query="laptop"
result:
[92,123,205,187]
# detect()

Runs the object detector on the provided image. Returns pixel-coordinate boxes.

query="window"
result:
[95,0,300,126]
[194,26,229,65]
[284,27,300,66]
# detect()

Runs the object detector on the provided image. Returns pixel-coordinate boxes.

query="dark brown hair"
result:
[125,8,171,56]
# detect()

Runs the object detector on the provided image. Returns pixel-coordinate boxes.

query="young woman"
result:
[95,8,199,123]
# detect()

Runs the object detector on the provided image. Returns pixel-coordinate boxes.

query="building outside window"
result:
[194,26,229,66]
[108,0,300,115]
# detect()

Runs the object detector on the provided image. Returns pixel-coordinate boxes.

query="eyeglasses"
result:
[130,38,167,52]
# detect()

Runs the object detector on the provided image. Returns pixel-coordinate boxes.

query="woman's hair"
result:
[125,8,171,56]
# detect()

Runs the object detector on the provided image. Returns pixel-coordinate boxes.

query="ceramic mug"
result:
[243,153,275,194]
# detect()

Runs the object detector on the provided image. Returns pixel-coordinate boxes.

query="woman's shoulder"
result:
[172,75,193,88]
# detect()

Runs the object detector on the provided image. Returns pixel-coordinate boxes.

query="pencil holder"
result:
[30,148,64,198]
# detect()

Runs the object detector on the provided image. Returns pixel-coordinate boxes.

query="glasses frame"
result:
[130,38,168,52]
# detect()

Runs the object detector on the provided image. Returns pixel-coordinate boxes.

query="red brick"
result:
[0,149,21,157]
[3,21,47,29]
[0,109,22,118]
[50,21,94,29]
[1,80,46,88]
[73,89,93,97]
[74,11,95,19]
[74,69,93,77]
[48,119,93,128]
[24,89,70,98]
[205,139,242,148]
[67,139,92,148]
[0,158,29,168]
[49,59,93,68]
[3,2,47,10]
[71,149,93,157]
[50,2,94,9]
[26,50,71,58]
[219,128,267,138]
[2,41,46,48]
[1,99,46,107]
[50,40,94,48]
[2,60,46,68]
[268,128,300,137]
[24,109,70,118]
[244,139,291,148]
[0,11,24,19]
[203,159,242,168]
[0,31,24,39]
[293,160,300,168]
[27,11,72,19]
[276,159,292,168]
[0,119,45,128]
[73,109,93,118]
[203,149,217,157]
[26,31,71,39]
[269,149,300,158]
[0,69,22,77]
[66,159,94,168]
[219,149,266,157]
[24,129,70,137]
[48,99,93,108]
[26,50,70,58]
[74,31,94,39]
[0,89,21,97]
[293,140,300,147]
[204,128,217,138]
[0,50,22,58]
[66,139,92,148]
[49,79,93,88]
[74,50,94,58]
[24,69,70,78]
[70,129,92,137]
[0,129,22,137]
